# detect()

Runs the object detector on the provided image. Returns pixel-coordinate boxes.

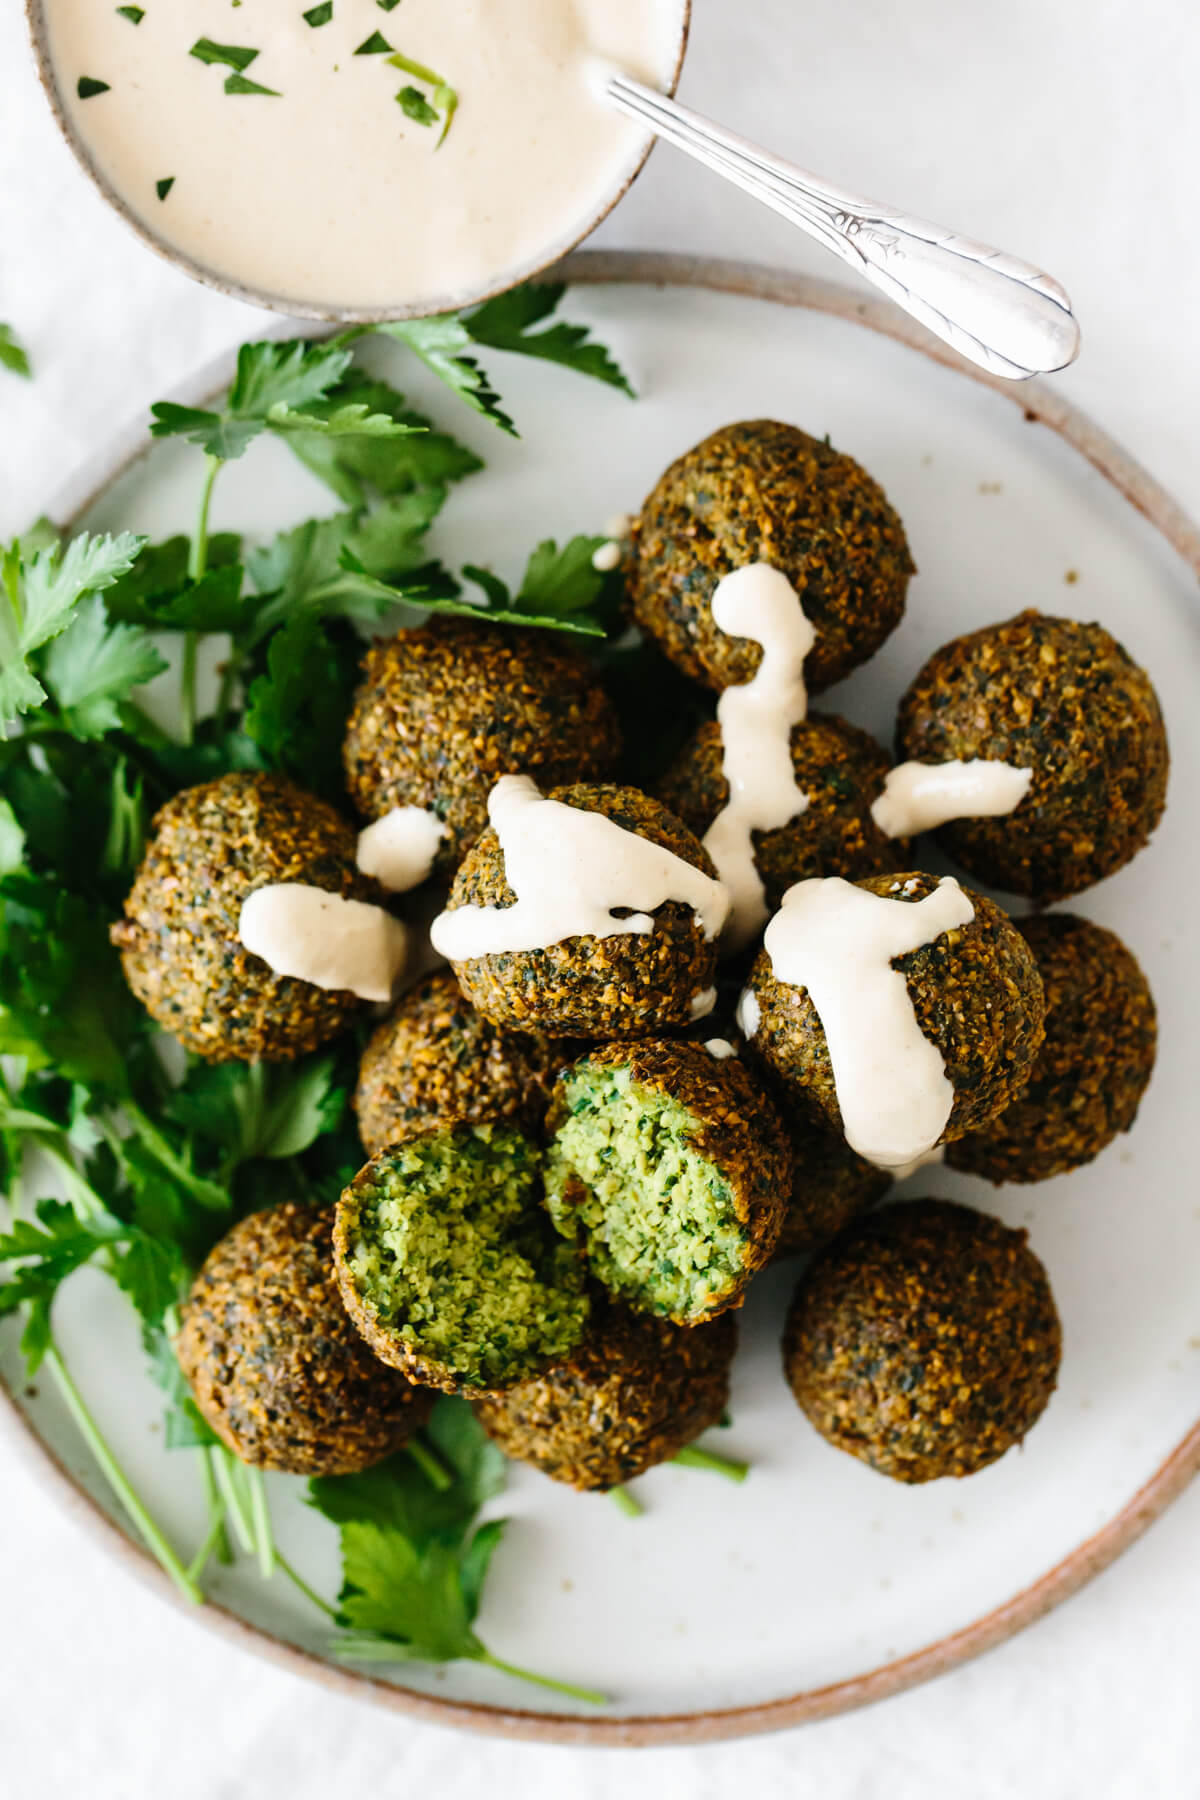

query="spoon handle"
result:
[605,73,1079,381]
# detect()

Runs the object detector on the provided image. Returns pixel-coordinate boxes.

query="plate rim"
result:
[4,248,1199,1746]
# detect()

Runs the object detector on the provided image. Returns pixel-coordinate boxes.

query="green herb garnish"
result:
[223,73,281,97]
[0,325,31,380]
[377,0,401,9]
[396,84,437,127]
[354,30,392,54]
[188,38,259,70]
[302,1,333,22]
[155,176,175,201]
[76,77,111,99]
[116,6,145,22]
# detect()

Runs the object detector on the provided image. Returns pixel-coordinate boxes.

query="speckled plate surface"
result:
[2,254,1199,1745]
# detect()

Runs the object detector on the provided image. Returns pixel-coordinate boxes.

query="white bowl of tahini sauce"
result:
[28,0,689,319]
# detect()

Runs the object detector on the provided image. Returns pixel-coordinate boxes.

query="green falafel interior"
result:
[337,1126,590,1392]
[544,1063,751,1324]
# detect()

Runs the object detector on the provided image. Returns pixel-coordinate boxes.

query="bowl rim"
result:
[23,0,691,323]
[4,249,1200,1746]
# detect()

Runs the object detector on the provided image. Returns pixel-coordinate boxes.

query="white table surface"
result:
[2,2,1199,1793]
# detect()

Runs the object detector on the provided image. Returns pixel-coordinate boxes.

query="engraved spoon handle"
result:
[605,72,1080,381]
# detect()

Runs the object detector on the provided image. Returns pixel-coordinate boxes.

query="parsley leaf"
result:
[189,38,260,70]
[354,31,392,54]
[302,2,333,24]
[374,316,515,434]
[466,281,634,397]
[397,85,437,127]
[241,612,364,797]
[0,324,31,380]
[281,368,481,506]
[150,340,355,461]
[0,530,146,727]
[453,535,621,637]
[224,74,282,98]
[163,1054,342,1169]
[41,595,167,738]
[103,533,248,632]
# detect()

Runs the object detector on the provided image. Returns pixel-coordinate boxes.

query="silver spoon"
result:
[605,72,1079,381]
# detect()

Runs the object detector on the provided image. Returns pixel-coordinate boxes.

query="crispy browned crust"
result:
[355,971,579,1155]
[783,1199,1062,1482]
[895,610,1169,901]
[176,1201,431,1475]
[546,1038,792,1322]
[657,710,909,914]
[342,617,621,874]
[473,1297,737,1490]
[110,772,375,1062]
[441,784,721,1039]
[744,872,1046,1142]
[776,1110,894,1256]
[948,913,1157,1184]
[630,420,914,694]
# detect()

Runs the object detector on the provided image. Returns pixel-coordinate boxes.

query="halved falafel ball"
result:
[355,970,576,1156]
[544,1040,790,1326]
[777,1114,894,1256]
[111,772,377,1063]
[473,1296,737,1490]
[895,611,1168,901]
[630,420,914,695]
[342,617,621,876]
[334,1124,589,1394]
[743,872,1045,1144]
[783,1198,1062,1482]
[440,784,724,1039]
[947,913,1157,1184]
[658,711,909,916]
[176,1201,431,1476]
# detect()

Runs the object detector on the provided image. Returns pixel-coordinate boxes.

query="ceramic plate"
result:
[3,253,1199,1745]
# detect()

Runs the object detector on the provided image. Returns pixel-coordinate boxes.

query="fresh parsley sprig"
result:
[0,324,31,380]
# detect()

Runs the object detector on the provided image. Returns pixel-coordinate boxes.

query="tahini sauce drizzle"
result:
[702,564,815,951]
[356,806,445,893]
[871,759,1032,838]
[760,875,975,1169]
[239,884,407,1002]
[430,774,729,960]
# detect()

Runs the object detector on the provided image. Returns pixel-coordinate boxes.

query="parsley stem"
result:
[671,1444,750,1484]
[608,1484,642,1518]
[248,1466,275,1578]
[122,1099,225,1211]
[199,1445,233,1564]
[42,1340,204,1605]
[475,1650,608,1707]
[406,1431,454,1491]
[181,453,222,745]
[211,1446,256,1553]
[275,1550,338,1621]
[185,1507,228,1584]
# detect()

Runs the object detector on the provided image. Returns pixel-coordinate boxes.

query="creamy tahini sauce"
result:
[356,806,445,893]
[45,0,685,311]
[888,1143,946,1182]
[430,774,729,961]
[239,883,407,1002]
[762,875,975,1169]
[871,759,1033,838]
[702,564,815,953]
[689,986,718,1019]
[704,1038,736,1060]
[736,987,761,1041]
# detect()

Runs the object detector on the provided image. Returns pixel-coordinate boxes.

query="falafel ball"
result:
[111,772,378,1063]
[658,711,909,915]
[948,913,1157,1184]
[630,420,914,695]
[743,872,1045,1144]
[473,1296,737,1490]
[355,970,576,1155]
[895,610,1168,901]
[342,617,621,875]
[777,1113,894,1256]
[177,1201,431,1476]
[438,783,725,1039]
[783,1198,1062,1482]
[334,1124,589,1394]
[544,1040,790,1325]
